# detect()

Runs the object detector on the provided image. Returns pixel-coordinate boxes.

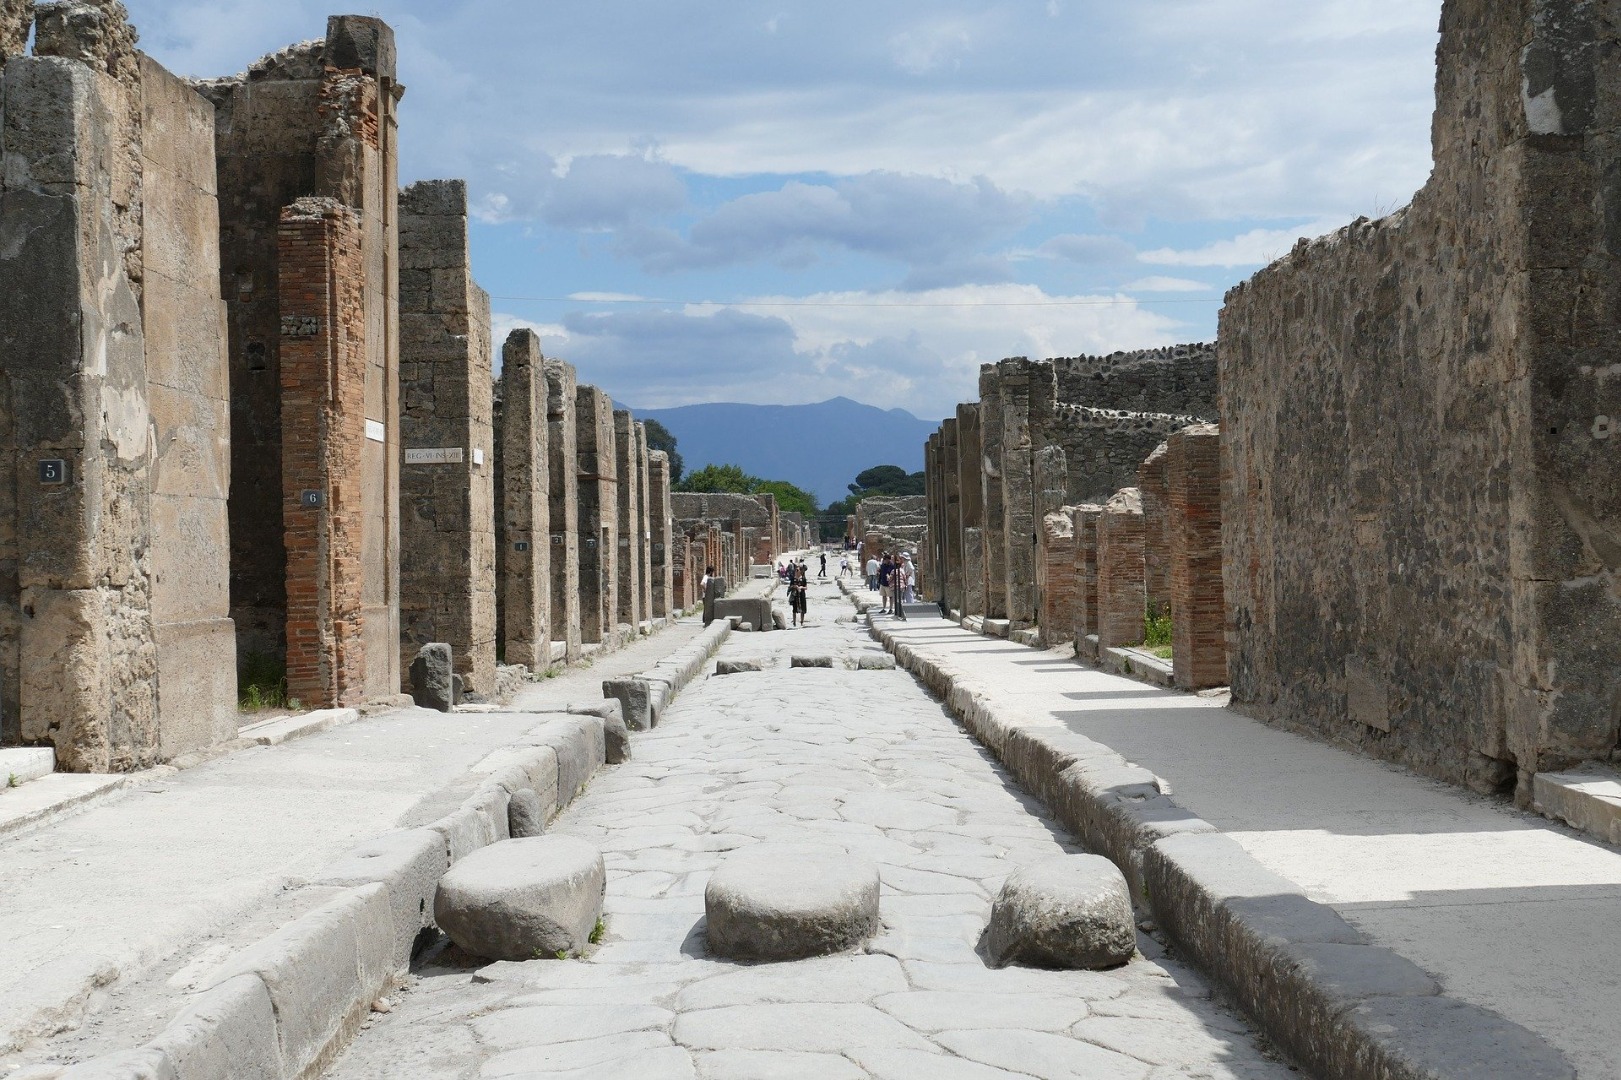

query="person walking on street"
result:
[893,557,910,620]
[865,554,880,592]
[878,554,895,614]
[788,559,809,627]
[818,552,827,578]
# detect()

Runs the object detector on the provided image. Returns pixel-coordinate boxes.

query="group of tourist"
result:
[865,551,916,619]
[780,557,811,627]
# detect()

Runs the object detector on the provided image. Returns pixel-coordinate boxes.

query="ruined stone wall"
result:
[1052,344,1217,418]
[1220,0,1621,793]
[0,6,236,766]
[1049,404,1204,506]
[397,179,494,693]
[497,330,550,669]
[545,358,580,662]
[575,385,617,645]
[855,496,927,562]
[199,16,400,689]
[670,491,774,529]
[940,419,964,613]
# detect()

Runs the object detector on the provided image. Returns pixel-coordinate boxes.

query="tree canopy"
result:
[821,463,926,525]
[641,418,683,484]
[677,464,819,518]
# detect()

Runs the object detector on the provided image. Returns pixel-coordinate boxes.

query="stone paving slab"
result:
[326,582,1294,1080]
[870,610,1620,1079]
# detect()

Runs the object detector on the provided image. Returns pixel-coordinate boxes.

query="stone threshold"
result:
[1533,763,1621,847]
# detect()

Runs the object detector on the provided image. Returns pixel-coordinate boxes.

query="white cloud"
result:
[1123,276,1212,292]
[1138,220,1346,267]
[891,19,977,75]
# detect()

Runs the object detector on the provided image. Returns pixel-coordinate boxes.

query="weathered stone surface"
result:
[410,643,455,711]
[507,789,546,838]
[790,655,833,668]
[855,654,896,671]
[434,836,605,961]
[715,659,763,675]
[986,855,1136,970]
[712,597,772,632]
[705,848,880,960]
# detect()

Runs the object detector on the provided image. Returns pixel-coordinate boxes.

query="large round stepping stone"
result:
[434,836,604,961]
[986,855,1136,969]
[705,848,880,961]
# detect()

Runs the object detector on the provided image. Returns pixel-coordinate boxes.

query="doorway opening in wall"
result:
[1144,604,1173,661]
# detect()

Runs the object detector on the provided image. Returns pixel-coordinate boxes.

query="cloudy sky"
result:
[125,0,1442,422]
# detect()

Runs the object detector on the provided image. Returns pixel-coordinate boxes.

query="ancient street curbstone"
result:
[310,828,448,973]
[705,848,880,961]
[985,855,1136,970]
[146,973,281,1080]
[790,656,834,668]
[507,789,546,838]
[410,644,456,712]
[601,677,654,731]
[434,837,606,962]
[715,660,763,676]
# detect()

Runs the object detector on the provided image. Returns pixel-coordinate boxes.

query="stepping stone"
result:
[855,654,897,670]
[705,847,880,961]
[715,660,764,676]
[434,836,604,961]
[410,643,456,711]
[986,855,1135,969]
[790,655,834,668]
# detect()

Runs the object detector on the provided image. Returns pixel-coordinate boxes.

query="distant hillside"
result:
[625,397,941,507]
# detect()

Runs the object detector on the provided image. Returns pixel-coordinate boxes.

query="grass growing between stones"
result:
[1144,606,1173,655]
[238,651,292,711]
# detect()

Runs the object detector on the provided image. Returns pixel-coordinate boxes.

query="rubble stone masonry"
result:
[1052,344,1217,417]
[397,179,495,693]
[1220,0,1621,793]
[497,331,550,670]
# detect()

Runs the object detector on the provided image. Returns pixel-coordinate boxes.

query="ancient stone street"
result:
[326,584,1293,1080]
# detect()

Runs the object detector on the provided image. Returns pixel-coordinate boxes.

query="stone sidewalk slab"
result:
[871,612,1620,1079]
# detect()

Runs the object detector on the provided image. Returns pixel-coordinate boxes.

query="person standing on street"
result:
[818,552,827,578]
[865,554,880,591]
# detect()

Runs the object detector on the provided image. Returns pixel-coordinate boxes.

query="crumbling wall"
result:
[397,179,495,692]
[1,0,32,62]
[1049,404,1204,506]
[1052,344,1217,417]
[1220,0,1621,793]
[855,496,927,562]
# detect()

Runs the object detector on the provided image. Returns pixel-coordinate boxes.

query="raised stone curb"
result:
[238,708,361,747]
[600,618,731,728]
[861,608,1574,1080]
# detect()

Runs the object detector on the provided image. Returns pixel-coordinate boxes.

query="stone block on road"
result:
[410,643,456,711]
[705,848,880,961]
[790,656,834,668]
[434,837,605,961]
[986,855,1136,970]
[715,660,763,676]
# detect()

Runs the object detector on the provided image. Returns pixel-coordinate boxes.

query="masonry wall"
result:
[1220,0,1621,793]
[1071,505,1103,643]
[397,180,495,693]
[576,386,618,645]
[544,358,581,662]
[497,330,550,669]
[200,16,400,695]
[1052,344,1217,417]
[1038,512,1078,646]
[1169,424,1225,690]
[1138,442,1171,617]
[998,358,1057,627]
[1049,404,1203,506]
[1096,488,1144,649]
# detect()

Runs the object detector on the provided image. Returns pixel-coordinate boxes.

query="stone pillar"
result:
[497,330,551,669]
[941,418,964,614]
[648,451,674,620]
[612,410,642,634]
[397,180,496,694]
[545,359,581,662]
[956,404,986,617]
[1138,442,1171,619]
[635,422,653,628]
[978,366,1008,620]
[1096,489,1146,649]
[1039,512,1078,646]
[278,199,372,707]
[997,358,1056,628]
[1072,505,1103,643]
[576,387,618,645]
[1169,424,1225,689]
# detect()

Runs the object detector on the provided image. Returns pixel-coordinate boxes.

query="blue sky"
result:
[124,0,1442,422]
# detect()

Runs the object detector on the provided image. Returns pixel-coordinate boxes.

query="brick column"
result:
[545,359,581,662]
[1096,488,1146,649]
[1039,511,1078,646]
[1072,504,1103,643]
[576,386,618,645]
[612,410,642,633]
[397,180,496,694]
[1169,423,1225,689]
[1138,441,1171,619]
[497,330,551,669]
[648,450,674,619]
[279,198,368,707]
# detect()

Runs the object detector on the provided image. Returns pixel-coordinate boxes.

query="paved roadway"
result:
[327,582,1293,1080]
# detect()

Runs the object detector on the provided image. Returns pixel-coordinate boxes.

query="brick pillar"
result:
[1039,511,1078,646]
[635,422,653,628]
[545,359,581,662]
[1138,441,1171,619]
[979,366,1008,620]
[1169,423,1225,689]
[1096,488,1146,649]
[397,180,496,694]
[279,198,369,707]
[648,450,674,620]
[1072,505,1103,642]
[576,386,618,645]
[497,330,551,669]
[612,410,642,633]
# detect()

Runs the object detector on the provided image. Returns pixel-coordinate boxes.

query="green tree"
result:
[641,418,683,484]
[853,465,908,491]
[677,463,759,494]
[752,479,818,518]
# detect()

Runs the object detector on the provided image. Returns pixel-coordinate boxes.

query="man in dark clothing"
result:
[818,552,827,578]
[878,554,895,614]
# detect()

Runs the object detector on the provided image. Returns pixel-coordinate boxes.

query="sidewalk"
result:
[0,616,712,1068]
[872,612,1621,1079]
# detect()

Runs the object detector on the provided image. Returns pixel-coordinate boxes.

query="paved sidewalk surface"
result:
[0,616,712,1068]
[329,583,1294,1080]
[876,613,1621,1079]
